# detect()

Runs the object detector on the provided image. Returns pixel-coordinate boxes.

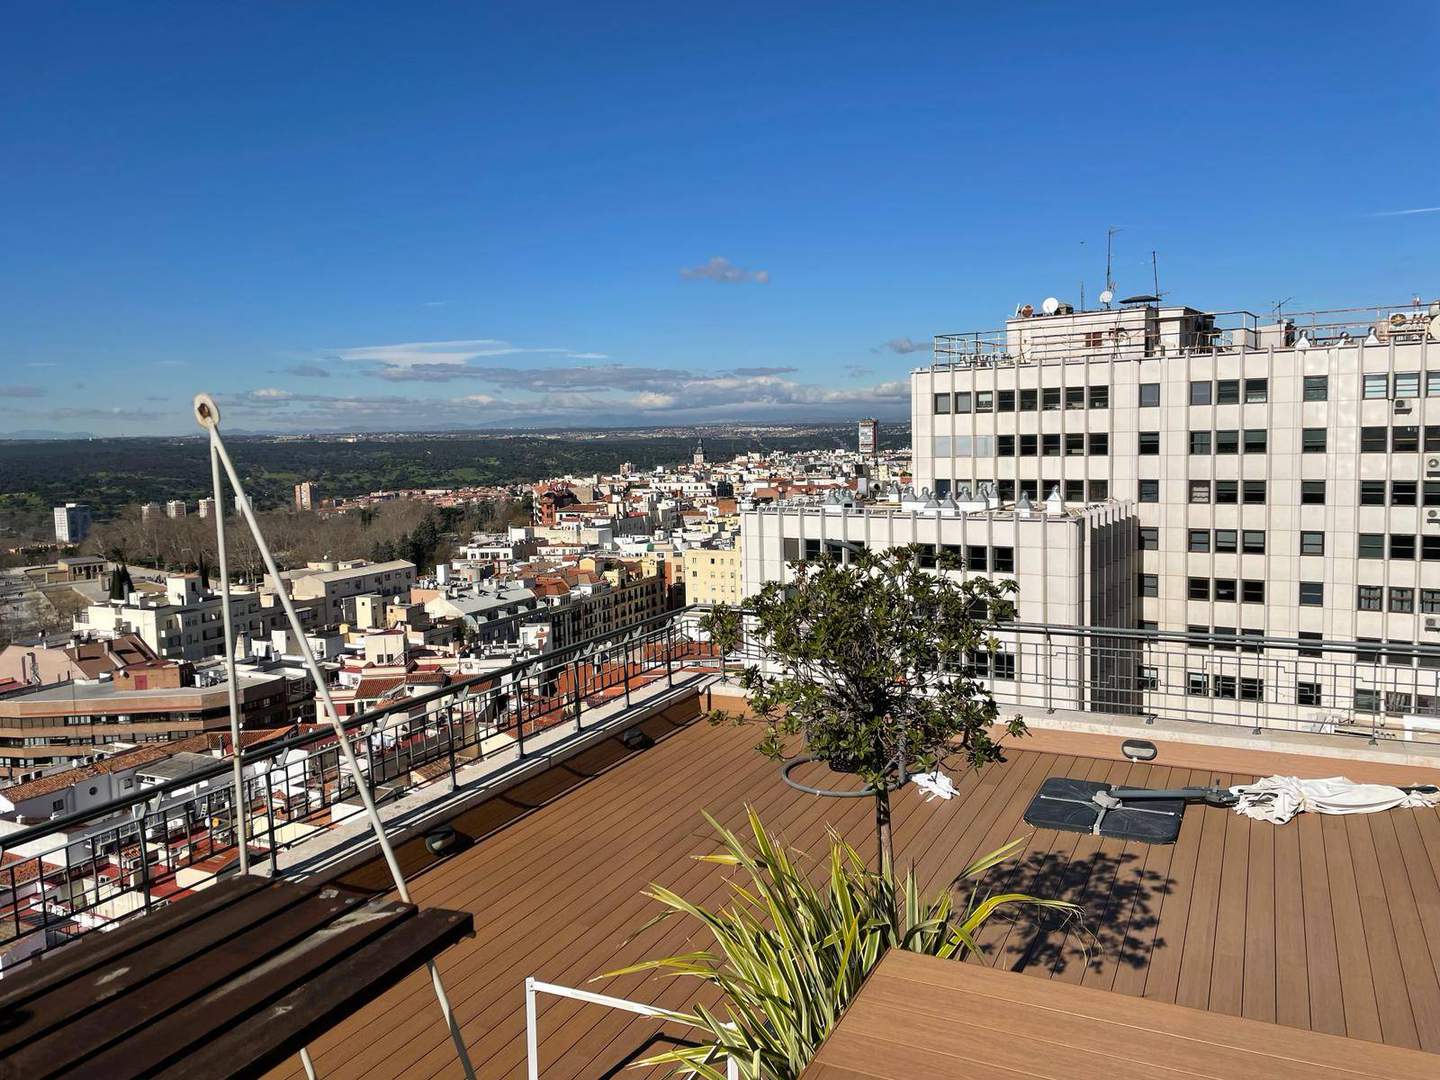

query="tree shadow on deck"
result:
[982,846,1174,977]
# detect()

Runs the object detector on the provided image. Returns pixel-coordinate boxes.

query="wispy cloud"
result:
[0,385,46,398]
[333,338,605,377]
[679,257,770,285]
[1369,206,1440,217]
[873,336,927,355]
[276,362,332,378]
[422,300,451,307]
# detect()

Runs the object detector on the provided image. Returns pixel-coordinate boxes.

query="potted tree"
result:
[703,543,1023,879]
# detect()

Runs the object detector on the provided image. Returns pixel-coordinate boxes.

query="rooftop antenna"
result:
[1151,250,1161,301]
[1105,226,1119,295]
[1272,297,1293,321]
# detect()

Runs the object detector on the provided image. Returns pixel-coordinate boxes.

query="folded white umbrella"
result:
[912,770,958,802]
[1228,775,1440,825]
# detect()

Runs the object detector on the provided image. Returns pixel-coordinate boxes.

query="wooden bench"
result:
[0,876,472,1079]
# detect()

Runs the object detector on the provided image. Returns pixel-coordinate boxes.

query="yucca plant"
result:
[600,808,1080,1080]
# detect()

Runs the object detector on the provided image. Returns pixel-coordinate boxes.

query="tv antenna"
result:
[1151,250,1161,301]
[1105,226,1120,295]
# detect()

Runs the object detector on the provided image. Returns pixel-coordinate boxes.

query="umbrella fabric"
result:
[1228,775,1440,824]
[912,771,958,802]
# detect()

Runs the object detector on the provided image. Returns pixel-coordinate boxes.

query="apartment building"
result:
[293,481,317,511]
[52,503,91,543]
[911,295,1440,725]
[684,543,743,606]
[265,559,417,624]
[165,500,186,519]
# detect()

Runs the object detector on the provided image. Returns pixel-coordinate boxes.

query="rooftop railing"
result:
[6,608,1440,974]
[0,607,718,970]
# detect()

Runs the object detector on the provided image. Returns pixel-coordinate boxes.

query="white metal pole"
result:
[525,977,540,1080]
[209,430,249,873]
[298,1046,318,1080]
[193,395,476,1080]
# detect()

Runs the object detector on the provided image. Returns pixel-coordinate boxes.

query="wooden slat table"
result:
[0,876,473,1079]
[801,949,1440,1079]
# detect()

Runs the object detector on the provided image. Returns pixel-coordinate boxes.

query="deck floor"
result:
[270,715,1440,1079]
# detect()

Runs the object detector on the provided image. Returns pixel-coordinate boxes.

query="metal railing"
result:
[0,607,719,970]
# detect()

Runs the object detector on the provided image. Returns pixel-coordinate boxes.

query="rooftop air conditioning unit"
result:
[1396,400,1413,412]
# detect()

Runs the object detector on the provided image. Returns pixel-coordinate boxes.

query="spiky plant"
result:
[601,808,1080,1080]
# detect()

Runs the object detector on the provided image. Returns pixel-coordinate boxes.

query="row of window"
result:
[933,433,1112,458]
[1187,528,1322,555]
[936,478,1110,503]
[1182,577,1268,603]
[1360,425,1440,452]
[1183,480,1269,504]
[1186,378,1270,406]
[1357,534,1440,560]
[932,386,1110,414]
[1359,480,1440,506]
[1186,672,1266,701]
[1362,372,1440,399]
[1187,429,1269,455]
[787,538,1016,574]
[1356,585,1440,613]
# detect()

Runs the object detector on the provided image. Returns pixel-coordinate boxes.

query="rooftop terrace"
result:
[268,704,1440,1079]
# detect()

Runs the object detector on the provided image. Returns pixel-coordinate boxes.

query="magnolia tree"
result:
[703,544,1023,878]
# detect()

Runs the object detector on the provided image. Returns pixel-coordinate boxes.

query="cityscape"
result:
[1,5,1439,1080]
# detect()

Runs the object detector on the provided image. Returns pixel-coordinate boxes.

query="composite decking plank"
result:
[1343,813,1419,1049]
[1139,769,1210,1002]
[1209,798,1251,1017]
[1271,808,1310,1033]
[1320,813,1384,1043]
[1240,806,1276,1025]
[1366,811,1440,1052]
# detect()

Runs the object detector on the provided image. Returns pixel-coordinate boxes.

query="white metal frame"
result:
[195,394,475,1080]
[525,977,739,1080]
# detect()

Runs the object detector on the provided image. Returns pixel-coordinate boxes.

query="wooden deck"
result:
[801,950,1439,1079]
[269,710,1440,1079]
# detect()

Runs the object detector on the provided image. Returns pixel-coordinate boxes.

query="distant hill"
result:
[0,422,911,523]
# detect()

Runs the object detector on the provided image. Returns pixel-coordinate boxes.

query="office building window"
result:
[1360,480,1387,505]
[1213,429,1237,454]
[1064,479,1085,501]
[1089,385,1109,408]
[1427,482,1440,506]
[1240,677,1264,702]
[933,392,951,414]
[1139,431,1160,455]
[1042,387,1062,410]
[1216,379,1240,405]
[1139,382,1160,407]
[1188,480,1210,504]
[1300,531,1325,556]
[1019,388,1038,411]
[1243,429,1267,453]
[1187,672,1208,696]
[1392,534,1417,559]
[1302,428,1327,452]
[1065,386,1085,410]
[1215,578,1238,602]
[1392,481,1418,506]
[1394,426,1420,452]
[1390,587,1415,613]
[1139,666,1159,691]
[1363,374,1389,399]
[1298,631,1323,657]
[1355,688,1381,712]
[1213,674,1238,698]
[1188,577,1209,600]
[1297,682,1322,707]
[1425,536,1440,561]
[1243,480,1266,504]
[975,390,993,413]
[1241,579,1265,603]
[1360,426,1388,452]
[1395,372,1421,398]
[1299,581,1324,606]
[1189,381,1212,406]
[1301,481,1326,504]
[1139,479,1159,502]
[1244,378,1268,403]
[1042,433,1061,456]
[1064,432,1084,456]
[1019,433,1037,456]
[966,545,988,571]
[1428,372,1440,397]
[1139,573,1158,597]
[1358,534,1385,558]
[1088,432,1109,456]
[992,546,1014,573]
[1215,480,1238,504]
[1423,589,1440,614]
[1138,526,1159,551]
[1242,530,1265,554]
[1088,479,1108,501]
[954,391,973,414]
[1303,374,1329,401]
[1358,585,1383,610]
[997,434,1015,456]
[1188,529,1210,553]
[997,389,1015,412]
[1189,431,1211,455]
[1215,529,1238,553]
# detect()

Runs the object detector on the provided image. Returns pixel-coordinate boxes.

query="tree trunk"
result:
[874,786,894,879]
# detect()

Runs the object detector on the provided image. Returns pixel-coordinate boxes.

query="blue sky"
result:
[2,2,1437,435]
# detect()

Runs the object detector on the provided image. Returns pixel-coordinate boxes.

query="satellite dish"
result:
[1041,297,1060,316]
[1429,314,1440,342]
[1098,289,1114,306]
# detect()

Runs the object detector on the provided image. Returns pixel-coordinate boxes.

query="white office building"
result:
[53,503,91,543]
